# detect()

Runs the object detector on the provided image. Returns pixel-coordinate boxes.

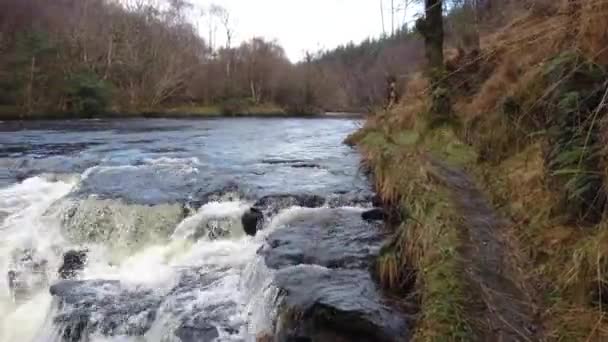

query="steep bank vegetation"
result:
[349,0,608,340]
[0,0,426,119]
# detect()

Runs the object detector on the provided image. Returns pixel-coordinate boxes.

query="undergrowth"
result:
[349,1,608,340]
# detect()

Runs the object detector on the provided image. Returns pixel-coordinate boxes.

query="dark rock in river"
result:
[253,194,325,216]
[260,209,384,269]
[58,250,88,280]
[325,190,375,208]
[242,207,263,236]
[362,208,385,221]
[50,280,161,341]
[175,315,220,342]
[49,269,243,342]
[274,266,409,342]
[290,163,322,169]
[260,208,410,341]
[189,181,244,210]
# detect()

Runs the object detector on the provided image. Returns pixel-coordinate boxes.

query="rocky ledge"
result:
[259,208,411,341]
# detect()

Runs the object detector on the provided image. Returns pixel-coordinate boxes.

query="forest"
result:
[3,0,608,340]
[0,0,428,119]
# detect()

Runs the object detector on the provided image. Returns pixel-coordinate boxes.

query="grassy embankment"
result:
[348,2,608,340]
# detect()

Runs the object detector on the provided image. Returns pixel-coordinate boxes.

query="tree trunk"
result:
[466,0,481,53]
[26,55,36,116]
[424,0,444,73]
[104,35,113,80]
[417,0,451,122]
[250,80,257,104]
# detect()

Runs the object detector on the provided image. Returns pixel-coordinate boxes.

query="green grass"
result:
[354,122,476,341]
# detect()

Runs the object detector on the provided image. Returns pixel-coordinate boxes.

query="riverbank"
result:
[348,3,608,340]
[0,104,368,121]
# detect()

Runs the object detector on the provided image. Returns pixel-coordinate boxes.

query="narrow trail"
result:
[427,157,542,342]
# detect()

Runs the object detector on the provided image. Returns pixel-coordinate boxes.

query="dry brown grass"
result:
[477,143,608,340]
[350,1,608,340]
[385,73,430,133]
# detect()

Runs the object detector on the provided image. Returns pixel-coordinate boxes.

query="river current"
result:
[0,118,406,342]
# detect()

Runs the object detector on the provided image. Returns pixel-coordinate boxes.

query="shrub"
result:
[65,71,111,116]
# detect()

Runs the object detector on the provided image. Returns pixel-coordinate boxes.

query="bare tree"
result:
[210,4,234,79]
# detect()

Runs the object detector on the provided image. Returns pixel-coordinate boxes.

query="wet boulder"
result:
[242,207,263,236]
[274,266,409,342]
[260,209,384,269]
[325,190,376,208]
[49,269,245,342]
[189,182,244,210]
[175,315,220,342]
[61,198,186,251]
[58,250,88,280]
[50,280,162,341]
[362,208,385,221]
[260,209,410,341]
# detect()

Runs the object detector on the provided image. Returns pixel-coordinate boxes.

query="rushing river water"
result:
[0,118,407,342]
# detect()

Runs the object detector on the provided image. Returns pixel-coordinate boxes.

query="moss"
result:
[421,126,477,167]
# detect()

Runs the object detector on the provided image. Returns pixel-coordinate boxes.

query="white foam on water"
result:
[172,200,250,241]
[81,165,141,180]
[143,157,202,166]
[0,176,77,342]
[0,174,348,342]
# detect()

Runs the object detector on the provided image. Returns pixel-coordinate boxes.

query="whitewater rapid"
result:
[0,118,392,342]
[0,172,299,341]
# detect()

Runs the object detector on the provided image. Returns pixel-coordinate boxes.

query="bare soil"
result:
[428,157,542,341]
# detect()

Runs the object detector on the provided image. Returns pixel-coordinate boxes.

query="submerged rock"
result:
[49,269,244,342]
[191,216,239,240]
[242,207,264,236]
[290,163,322,169]
[189,182,245,210]
[60,197,186,251]
[325,190,376,208]
[7,248,48,302]
[253,194,325,216]
[0,210,8,224]
[175,315,220,342]
[58,250,88,280]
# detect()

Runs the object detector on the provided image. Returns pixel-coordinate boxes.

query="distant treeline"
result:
[0,0,431,118]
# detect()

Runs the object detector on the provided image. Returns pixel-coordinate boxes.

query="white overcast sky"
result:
[189,0,418,62]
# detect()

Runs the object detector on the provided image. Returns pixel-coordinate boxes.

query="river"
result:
[0,118,407,342]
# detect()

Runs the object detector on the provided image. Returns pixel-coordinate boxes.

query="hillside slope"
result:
[349,1,608,340]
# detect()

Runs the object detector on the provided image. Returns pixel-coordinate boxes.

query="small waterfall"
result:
[1,172,351,341]
[0,174,397,341]
[0,176,77,342]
